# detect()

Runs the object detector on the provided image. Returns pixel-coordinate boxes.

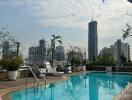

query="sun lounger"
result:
[44,61,64,75]
[46,67,64,75]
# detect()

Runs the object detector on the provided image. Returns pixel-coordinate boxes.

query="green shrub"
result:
[0,56,23,71]
[67,46,83,66]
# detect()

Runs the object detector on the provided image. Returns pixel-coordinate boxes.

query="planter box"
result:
[71,66,76,72]
[64,66,72,73]
[81,66,86,71]
[67,67,71,71]
[67,66,72,73]
[8,71,18,81]
[106,66,112,72]
[0,71,8,80]
[76,67,81,72]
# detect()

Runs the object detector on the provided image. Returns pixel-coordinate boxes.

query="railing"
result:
[36,67,46,87]
[28,66,39,85]
[25,66,46,91]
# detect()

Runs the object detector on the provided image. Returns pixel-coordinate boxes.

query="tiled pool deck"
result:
[114,83,132,100]
[0,72,89,100]
[0,71,132,100]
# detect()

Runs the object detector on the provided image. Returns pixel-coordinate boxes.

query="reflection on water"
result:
[10,72,132,100]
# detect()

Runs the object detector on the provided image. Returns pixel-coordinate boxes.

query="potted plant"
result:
[64,65,72,73]
[67,48,76,72]
[70,59,76,72]
[67,46,83,72]
[75,55,82,72]
[0,56,23,80]
[75,49,83,72]
[81,60,87,71]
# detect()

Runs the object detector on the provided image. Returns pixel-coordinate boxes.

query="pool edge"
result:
[1,71,132,100]
[0,71,90,100]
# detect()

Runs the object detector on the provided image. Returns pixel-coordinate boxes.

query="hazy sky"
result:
[0,0,132,58]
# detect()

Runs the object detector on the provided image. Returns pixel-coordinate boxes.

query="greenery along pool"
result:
[10,72,132,100]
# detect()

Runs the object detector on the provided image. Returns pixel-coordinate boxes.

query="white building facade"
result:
[100,39,130,65]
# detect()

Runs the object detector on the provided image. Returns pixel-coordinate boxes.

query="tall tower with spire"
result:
[88,20,98,62]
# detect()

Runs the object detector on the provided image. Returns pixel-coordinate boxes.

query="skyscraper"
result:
[114,39,130,65]
[88,20,98,62]
[28,39,46,65]
[55,45,65,61]
[115,39,122,65]
[2,41,18,59]
[2,42,10,59]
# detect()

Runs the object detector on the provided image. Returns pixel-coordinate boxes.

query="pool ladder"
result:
[25,66,47,91]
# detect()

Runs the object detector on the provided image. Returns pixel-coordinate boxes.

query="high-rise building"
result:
[88,20,98,62]
[100,39,130,66]
[2,41,18,59]
[55,45,65,61]
[116,39,122,65]
[2,42,10,58]
[122,43,130,61]
[113,39,130,65]
[28,39,46,65]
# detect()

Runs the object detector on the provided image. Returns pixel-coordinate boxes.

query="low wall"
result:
[86,66,106,71]
[0,71,26,80]
[86,66,132,72]
[0,71,8,80]
[112,67,132,72]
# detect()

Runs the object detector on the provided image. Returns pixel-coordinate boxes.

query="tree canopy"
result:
[67,46,83,66]
[51,34,62,60]
[122,23,132,39]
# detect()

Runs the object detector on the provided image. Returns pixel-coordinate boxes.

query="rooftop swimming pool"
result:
[10,72,132,100]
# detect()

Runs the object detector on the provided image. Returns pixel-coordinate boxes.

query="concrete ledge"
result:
[0,71,88,100]
[0,71,7,80]
[1,71,132,100]
[114,83,132,100]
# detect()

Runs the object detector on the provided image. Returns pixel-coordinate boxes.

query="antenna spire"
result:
[92,10,94,21]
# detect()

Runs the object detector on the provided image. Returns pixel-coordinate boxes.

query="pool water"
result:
[10,72,132,100]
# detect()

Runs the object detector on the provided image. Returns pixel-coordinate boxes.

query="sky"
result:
[0,0,132,59]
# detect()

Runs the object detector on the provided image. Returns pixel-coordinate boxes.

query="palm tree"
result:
[51,34,62,60]
[122,23,132,39]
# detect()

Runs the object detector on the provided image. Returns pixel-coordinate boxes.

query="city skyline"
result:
[0,0,132,59]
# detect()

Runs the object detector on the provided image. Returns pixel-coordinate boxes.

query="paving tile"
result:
[119,94,132,100]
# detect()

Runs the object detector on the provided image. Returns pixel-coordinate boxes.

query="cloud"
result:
[0,0,132,38]
[0,0,131,34]
[7,0,131,38]
[0,0,132,58]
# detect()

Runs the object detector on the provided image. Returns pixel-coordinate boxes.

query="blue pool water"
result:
[10,72,132,100]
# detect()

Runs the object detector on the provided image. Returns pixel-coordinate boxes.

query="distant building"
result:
[2,41,17,59]
[82,52,87,60]
[2,42,10,58]
[28,39,46,65]
[100,47,113,57]
[122,43,130,61]
[88,20,98,62]
[113,39,130,65]
[55,45,65,61]
[100,39,130,66]
[115,39,122,65]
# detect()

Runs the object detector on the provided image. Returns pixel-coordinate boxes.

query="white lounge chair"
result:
[45,61,64,75]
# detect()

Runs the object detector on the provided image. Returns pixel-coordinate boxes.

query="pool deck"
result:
[114,83,132,100]
[0,71,88,100]
[1,71,132,100]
